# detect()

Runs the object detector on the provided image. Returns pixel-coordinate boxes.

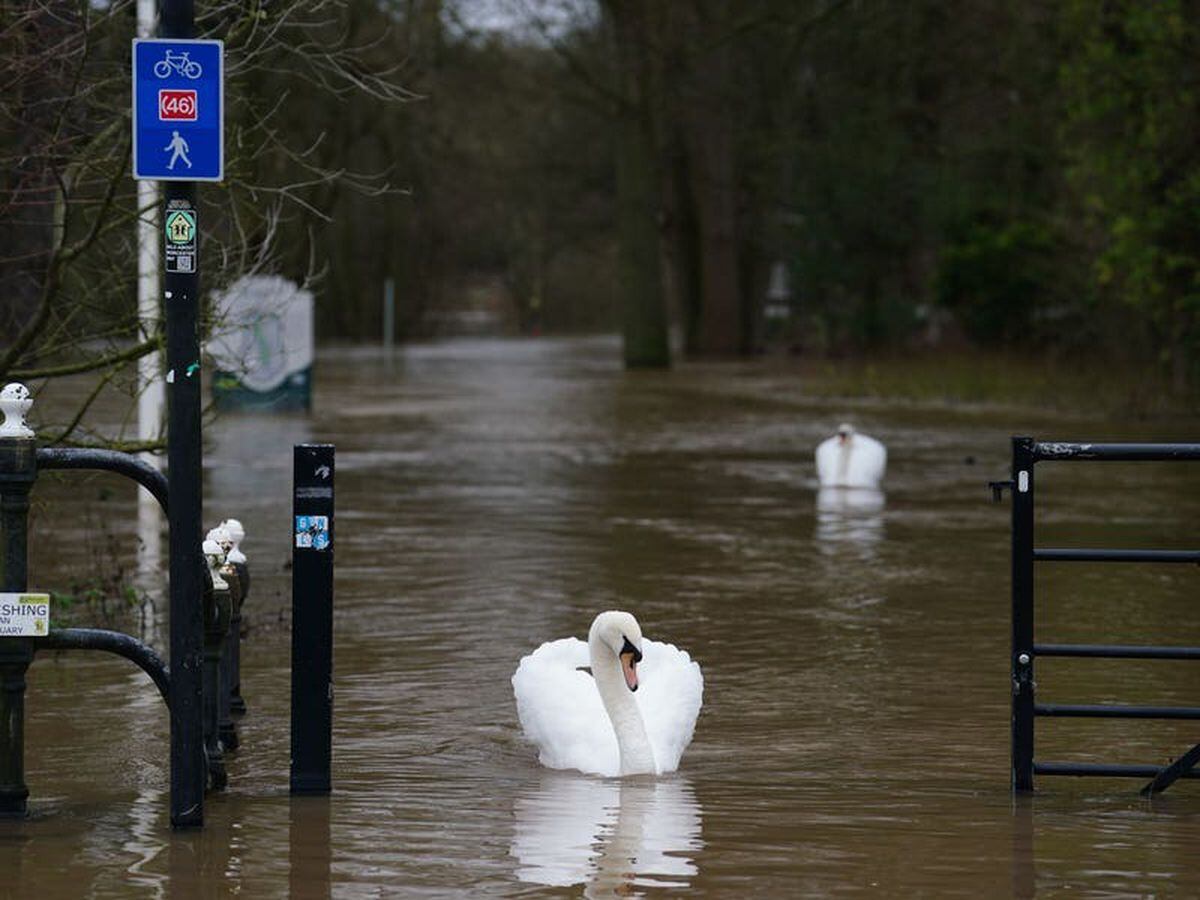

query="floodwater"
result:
[6,335,1200,897]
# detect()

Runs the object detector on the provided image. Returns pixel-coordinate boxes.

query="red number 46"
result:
[159,90,197,121]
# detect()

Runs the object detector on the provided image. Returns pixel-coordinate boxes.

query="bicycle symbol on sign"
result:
[153,50,203,79]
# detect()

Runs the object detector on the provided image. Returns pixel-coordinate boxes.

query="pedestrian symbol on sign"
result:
[164,130,192,170]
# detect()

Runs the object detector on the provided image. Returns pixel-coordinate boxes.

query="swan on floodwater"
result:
[815,423,887,489]
[512,611,703,777]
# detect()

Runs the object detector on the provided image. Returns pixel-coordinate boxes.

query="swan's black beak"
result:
[621,637,643,663]
[620,636,642,692]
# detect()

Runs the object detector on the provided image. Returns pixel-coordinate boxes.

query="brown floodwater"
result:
[4,335,1200,897]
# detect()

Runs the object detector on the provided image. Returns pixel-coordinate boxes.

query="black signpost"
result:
[160,0,206,828]
[291,444,335,794]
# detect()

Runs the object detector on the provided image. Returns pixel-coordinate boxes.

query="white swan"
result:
[512,611,703,777]
[815,422,887,489]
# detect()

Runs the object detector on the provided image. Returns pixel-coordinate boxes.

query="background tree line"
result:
[277,0,1199,389]
[4,0,1200,421]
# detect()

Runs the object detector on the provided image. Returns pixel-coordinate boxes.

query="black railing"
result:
[1,433,251,821]
[43,628,170,703]
[36,448,169,513]
[998,437,1200,796]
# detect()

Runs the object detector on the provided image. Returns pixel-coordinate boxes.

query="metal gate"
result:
[995,437,1200,796]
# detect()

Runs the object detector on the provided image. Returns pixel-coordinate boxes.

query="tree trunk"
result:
[672,3,743,357]
[686,69,741,355]
[607,0,670,368]
[663,129,702,353]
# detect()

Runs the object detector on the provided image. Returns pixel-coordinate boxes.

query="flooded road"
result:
[6,335,1200,896]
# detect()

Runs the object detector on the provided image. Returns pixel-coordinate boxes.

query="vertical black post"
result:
[0,435,36,817]
[291,444,334,794]
[218,565,240,750]
[229,557,248,716]
[161,0,205,828]
[201,564,229,790]
[1011,436,1036,792]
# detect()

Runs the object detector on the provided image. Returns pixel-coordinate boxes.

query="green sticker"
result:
[165,209,196,245]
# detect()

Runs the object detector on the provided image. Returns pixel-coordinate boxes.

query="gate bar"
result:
[1036,703,1200,719]
[1141,742,1200,796]
[1035,643,1200,660]
[1035,548,1200,564]
[1011,437,1036,792]
[1036,762,1200,779]
[1033,443,1200,462]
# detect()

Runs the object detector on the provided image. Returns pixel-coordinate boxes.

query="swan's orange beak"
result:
[619,651,639,692]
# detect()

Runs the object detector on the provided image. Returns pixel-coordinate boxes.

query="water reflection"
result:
[511,773,702,896]
[206,410,313,503]
[123,788,167,898]
[1011,800,1035,900]
[815,487,885,553]
[289,796,332,899]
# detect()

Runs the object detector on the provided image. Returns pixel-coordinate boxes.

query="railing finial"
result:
[0,383,33,438]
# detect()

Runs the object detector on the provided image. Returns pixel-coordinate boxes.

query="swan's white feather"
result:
[815,431,887,489]
[637,640,703,774]
[513,636,703,777]
[513,637,618,775]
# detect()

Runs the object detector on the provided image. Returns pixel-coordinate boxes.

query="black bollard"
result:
[228,563,248,716]
[217,558,240,751]
[0,427,36,817]
[200,538,230,791]
[290,444,334,794]
[224,519,248,718]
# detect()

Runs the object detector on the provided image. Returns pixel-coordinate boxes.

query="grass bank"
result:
[786,351,1198,420]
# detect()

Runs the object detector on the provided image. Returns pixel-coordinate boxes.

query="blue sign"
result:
[132,39,223,181]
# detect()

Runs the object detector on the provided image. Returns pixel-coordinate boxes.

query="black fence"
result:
[997,437,1200,796]
[0,433,250,819]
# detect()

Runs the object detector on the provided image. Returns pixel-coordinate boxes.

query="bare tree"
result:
[0,0,412,448]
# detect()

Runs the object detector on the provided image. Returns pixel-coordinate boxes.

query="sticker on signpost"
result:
[0,594,50,637]
[164,200,197,274]
[295,515,330,551]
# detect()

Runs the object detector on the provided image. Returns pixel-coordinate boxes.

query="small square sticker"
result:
[295,514,330,550]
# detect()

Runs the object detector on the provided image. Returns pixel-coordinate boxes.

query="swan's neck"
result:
[837,438,853,481]
[589,634,657,776]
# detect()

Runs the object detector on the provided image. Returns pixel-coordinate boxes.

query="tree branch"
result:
[11,337,159,380]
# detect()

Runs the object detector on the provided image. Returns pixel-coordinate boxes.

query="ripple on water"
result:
[12,338,1200,896]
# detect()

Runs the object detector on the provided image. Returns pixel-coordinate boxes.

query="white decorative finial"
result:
[203,538,229,591]
[0,383,34,438]
[207,523,232,552]
[222,518,246,565]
